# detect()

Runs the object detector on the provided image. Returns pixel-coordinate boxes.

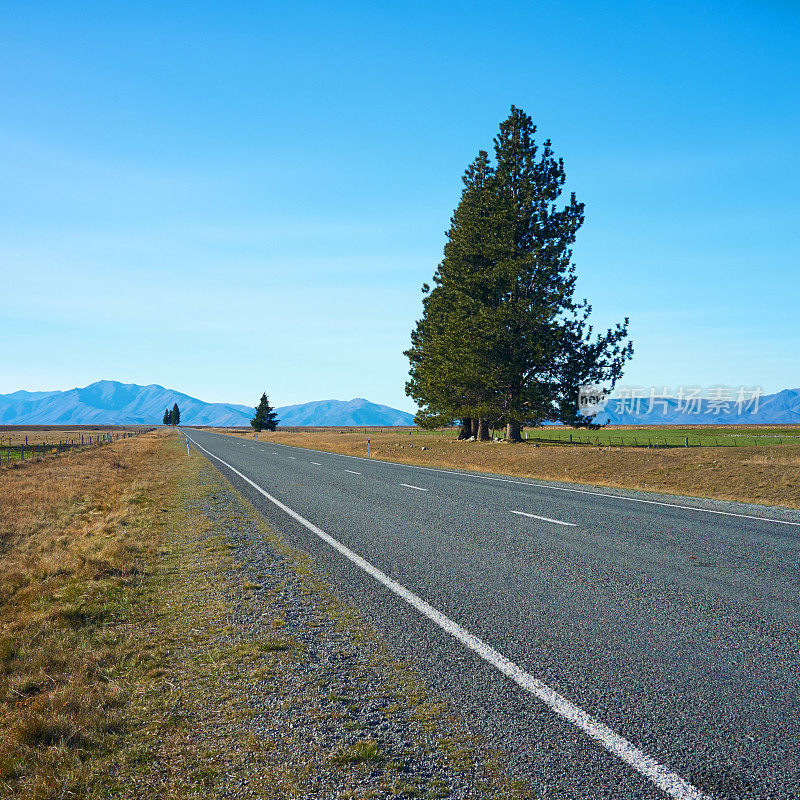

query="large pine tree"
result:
[406,107,632,441]
[171,403,181,426]
[251,393,279,432]
[163,408,171,426]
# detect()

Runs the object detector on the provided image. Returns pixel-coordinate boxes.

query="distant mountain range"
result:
[1,380,797,427]
[276,398,414,426]
[589,387,800,426]
[0,380,416,427]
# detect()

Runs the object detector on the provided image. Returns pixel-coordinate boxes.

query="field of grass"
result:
[0,428,150,467]
[0,429,182,798]
[211,424,800,449]
[519,425,800,447]
[0,427,148,447]
[221,427,800,509]
[379,424,800,448]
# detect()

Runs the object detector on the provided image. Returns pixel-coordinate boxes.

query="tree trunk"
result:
[477,418,490,441]
[457,420,471,440]
[470,418,479,438]
[506,421,523,442]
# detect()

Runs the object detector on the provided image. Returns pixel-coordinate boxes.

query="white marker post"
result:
[368,437,371,458]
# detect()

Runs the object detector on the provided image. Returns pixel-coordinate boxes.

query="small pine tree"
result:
[163,408,170,426]
[171,403,181,426]
[251,393,279,432]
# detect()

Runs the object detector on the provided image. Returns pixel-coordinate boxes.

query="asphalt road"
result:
[183,429,800,800]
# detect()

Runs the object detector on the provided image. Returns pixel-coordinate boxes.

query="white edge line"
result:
[344,469,361,475]
[400,483,428,492]
[185,432,710,800]
[511,510,577,527]
[221,434,798,528]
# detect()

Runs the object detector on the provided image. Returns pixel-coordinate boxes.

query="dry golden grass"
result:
[0,429,180,799]
[0,428,145,446]
[223,429,800,509]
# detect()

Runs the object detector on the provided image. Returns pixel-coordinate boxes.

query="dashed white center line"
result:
[400,483,428,492]
[511,510,576,527]
[311,462,322,466]
[184,433,710,800]
[344,469,361,475]
[288,456,296,459]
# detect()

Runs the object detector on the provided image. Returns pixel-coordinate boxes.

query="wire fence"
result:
[517,430,800,448]
[212,424,800,449]
[0,430,149,465]
[401,428,800,448]
[236,426,419,435]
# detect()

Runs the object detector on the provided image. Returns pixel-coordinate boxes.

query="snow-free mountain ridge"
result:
[1,380,798,426]
[590,388,800,426]
[0,381,416,426]
[276,398,414,427]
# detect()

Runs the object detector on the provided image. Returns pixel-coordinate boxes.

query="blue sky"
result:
[1,0,798,412]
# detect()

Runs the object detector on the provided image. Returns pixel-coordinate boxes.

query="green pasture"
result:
[519,426,800,448]
[411,426,800,448]
[0,446,22,464]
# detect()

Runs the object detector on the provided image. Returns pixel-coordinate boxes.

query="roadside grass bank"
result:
[219,429,800,509]
[0,429,182,798]
[134,452,536,798]
[1,429,536,798]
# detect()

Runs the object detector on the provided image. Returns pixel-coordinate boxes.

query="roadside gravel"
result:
[141,458,535,799]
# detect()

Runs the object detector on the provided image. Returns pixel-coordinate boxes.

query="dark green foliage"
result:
[162,408,170,426]
[406,107,633,440]
[171,403,181,426]
[251,393,279,432]
[414,407,457,430]
[406,152,497,429]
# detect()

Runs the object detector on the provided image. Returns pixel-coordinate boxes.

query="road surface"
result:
[184,429,800,799]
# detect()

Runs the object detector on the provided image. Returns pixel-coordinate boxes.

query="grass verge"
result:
[111,450,535,798]
[0,429,181,798]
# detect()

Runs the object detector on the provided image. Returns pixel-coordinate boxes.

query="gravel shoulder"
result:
[110,446,537,798]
